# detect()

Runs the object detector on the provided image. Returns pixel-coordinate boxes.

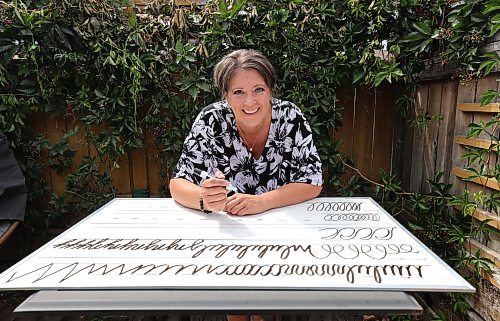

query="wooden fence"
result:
[32,86,399,198]
[400,73,500,321]
[335,84,397,182]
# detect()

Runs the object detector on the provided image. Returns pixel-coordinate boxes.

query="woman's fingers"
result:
[206,198,227,211]
[226,201,244,215]
[200,172,229,212]
[202,178,228,188]
[203,193,226,212]
[225,194,267,216]
[225,195,239,212]
[204,186,228,197]
[202,187,227,211]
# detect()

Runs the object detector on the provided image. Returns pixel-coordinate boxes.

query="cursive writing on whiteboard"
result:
[320,244,419,260]
[52,238,420,261]
[323,213,380,221]
[306,202,362,212]
[7,262,424,285]
[53,238,316,259]
[319,227,395,240]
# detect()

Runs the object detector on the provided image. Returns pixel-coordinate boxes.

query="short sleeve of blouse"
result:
[289,108,323,186]
[172,111,216,186]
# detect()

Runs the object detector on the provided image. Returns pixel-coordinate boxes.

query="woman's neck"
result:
[236,111,271,157]
[238,109,272,134]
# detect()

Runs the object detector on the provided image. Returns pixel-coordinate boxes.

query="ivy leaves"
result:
[0,1,497,231]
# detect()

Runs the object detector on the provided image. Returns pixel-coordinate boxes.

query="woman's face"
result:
[224,68,272,131]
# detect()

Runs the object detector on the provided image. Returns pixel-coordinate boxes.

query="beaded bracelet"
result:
[199,195,212,214]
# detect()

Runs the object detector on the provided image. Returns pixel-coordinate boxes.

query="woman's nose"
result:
[244,93,256,105]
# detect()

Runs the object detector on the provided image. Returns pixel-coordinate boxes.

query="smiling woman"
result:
[227,68,271,155]
[169,49,323,217]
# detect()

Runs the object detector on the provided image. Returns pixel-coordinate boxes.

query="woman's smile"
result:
[243,107,260,115]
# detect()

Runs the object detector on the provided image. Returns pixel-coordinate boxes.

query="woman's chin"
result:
[238,115,262,128]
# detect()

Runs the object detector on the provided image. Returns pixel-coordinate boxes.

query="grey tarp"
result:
[0,131,26,221]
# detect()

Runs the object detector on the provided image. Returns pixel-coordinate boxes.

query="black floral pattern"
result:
[173,98,323,195]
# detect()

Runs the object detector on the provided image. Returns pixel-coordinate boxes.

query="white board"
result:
[0,197,474,292]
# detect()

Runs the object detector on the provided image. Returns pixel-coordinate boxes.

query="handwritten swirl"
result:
[323,213,380,221]
[307,202,362,212]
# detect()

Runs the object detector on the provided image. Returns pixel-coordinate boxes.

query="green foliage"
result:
[0,1,498,317]
[379,80,498,317]
[0,0,495,259]
[1,0,493,227]
[432,310,448,321]
[451,293,471,315]
[449,41,500,283]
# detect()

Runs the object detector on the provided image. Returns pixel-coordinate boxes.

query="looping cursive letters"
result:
[7,261,424,285]
[323,213,380,221]
[319,227,395,240]
[319,243,419,260]
[52,238,319,260]
[306,202,362,212]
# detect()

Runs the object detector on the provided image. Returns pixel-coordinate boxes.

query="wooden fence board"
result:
[353,87,376,179]
[337,87,355,158]
[335,87,356,184]
[452,167,500,191]
[334,86,397,185]
[372,84,395,178]
[465,262,500,289]
[450,79,477,196]
[148,153,161,197]
[490,233,500,253]
[454,205,500,230]
[401,127,415,191]
[473,208,500,228]
[111,153,132,195]
[131,147,148,193]
[466,239,500,268]
[422,81,442,193]
[458,103,500,112]
[392,84,408,186]
[436,79,458,184]
[45,114,68,195]
[455,135,498,150]
[409,84,429,192]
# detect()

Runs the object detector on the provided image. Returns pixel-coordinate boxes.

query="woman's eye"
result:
[233,90,244,95]
[255,87,265,93]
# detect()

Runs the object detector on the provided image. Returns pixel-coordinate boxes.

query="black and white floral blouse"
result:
[173,98,323,195]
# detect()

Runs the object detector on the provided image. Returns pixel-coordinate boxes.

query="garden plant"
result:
[0,0,499,319]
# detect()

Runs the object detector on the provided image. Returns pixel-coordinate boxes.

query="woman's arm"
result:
[225,183,322,216]
[169,178,202,210]
[170,173,229,212]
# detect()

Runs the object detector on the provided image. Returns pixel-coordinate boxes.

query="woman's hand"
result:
[200,171,229,212]
[225,193,268,216]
